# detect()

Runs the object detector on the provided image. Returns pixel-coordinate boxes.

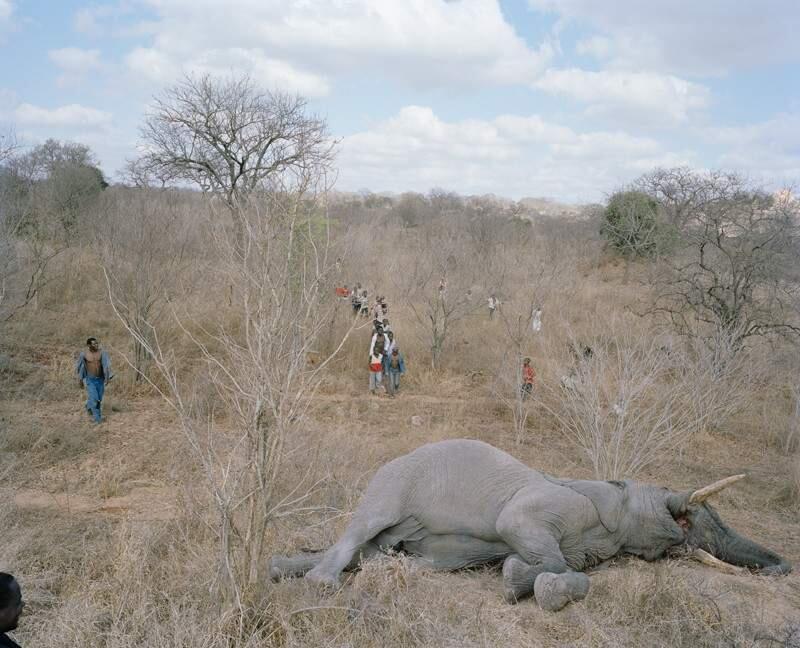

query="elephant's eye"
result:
[676,516,690,530]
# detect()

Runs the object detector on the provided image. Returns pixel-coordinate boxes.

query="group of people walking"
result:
[336,284,408,396]
[363,294,406,397]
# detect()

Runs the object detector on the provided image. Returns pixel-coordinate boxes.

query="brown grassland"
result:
[1,191,799,647]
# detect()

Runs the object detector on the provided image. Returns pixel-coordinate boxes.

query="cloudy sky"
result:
[1,0,799,201]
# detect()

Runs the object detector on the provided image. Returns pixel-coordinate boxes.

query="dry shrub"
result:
[772,456,800,512]
[3,185,800,648]
[1,418,96,461]
[534,317,761,480]
[585,563,796,647]
[765,381,800,455]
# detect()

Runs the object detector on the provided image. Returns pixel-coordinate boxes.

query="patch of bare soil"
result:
[11,483,175,520]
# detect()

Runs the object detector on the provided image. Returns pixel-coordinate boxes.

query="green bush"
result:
[601,190,670,258]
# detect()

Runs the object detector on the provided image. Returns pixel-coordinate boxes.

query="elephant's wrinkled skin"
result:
[270,440,791,611]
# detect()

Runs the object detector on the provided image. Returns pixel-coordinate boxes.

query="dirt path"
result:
[10,483,176,520]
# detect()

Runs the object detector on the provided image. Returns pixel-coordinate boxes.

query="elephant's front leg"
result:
[533,570,590,611]
[496,499,590,610]
[501,554,589,610]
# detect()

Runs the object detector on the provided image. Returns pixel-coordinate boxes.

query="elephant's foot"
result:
[533,572,590,612]
[304,565,342,591]
[502,554,539,603]
[269,552,323,581]
[269,556,287,582]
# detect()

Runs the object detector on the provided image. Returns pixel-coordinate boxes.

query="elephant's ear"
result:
[563,479,627,533]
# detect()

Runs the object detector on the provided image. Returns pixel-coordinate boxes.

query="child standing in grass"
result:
[521,357,535,398]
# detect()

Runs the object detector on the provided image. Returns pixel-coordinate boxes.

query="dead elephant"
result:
[270,439,791,611]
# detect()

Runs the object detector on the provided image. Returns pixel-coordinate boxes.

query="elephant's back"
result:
[375,439,539,536]
[402,439,531,474]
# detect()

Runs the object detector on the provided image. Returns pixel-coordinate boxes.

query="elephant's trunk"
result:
[667,489,792,576]
[702,525,792,575]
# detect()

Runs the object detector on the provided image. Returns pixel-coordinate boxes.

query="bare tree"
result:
[119,156,176,189]
[632,166,713,229]
[645,172,800,350]
[428,188,462,218]
[0,128,17,165]
[396,231,485,369]
[0,138,93,318]
[391,191,431,228]
[0,129,19,310]
[492,245,561,443]
[537,320,759,479]
[108,158,356,623]
[94,187,195,380]
[138,74,335,215]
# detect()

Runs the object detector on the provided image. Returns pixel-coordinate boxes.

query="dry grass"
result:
[3,373,798,647]
[2,206,799,647]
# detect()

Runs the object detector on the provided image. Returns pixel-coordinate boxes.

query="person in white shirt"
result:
[531,305,542,332]
[488,295,500,319]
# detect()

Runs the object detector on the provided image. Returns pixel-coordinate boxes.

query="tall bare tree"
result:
[0,128,19,309]
[0,138,99,318]
[0,128,17,165]
[632,166,713,230]
[95,187,195,380]
[138,74,335,214]
[397,230,485,369]
[645,172,800,350]
[110,88,354,621]
[493,243,561,443]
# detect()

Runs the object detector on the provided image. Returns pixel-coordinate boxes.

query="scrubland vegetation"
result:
[1,77,799,646]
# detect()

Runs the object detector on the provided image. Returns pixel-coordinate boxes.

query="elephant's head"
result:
[622,475,791,574]
[665,476,792,575]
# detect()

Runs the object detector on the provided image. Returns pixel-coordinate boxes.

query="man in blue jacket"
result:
[384,347,406,397]
[75,337,113,423]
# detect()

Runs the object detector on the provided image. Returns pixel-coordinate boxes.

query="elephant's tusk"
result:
[688,474,746,504]
[691,548,746,575]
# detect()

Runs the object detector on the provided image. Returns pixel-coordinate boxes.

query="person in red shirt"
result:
[521,357,536,399]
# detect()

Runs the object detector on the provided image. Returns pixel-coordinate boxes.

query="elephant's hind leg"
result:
[305,462,418,588]
[270,543,382,581]
[270,551,322,581]
[305,512,409,588]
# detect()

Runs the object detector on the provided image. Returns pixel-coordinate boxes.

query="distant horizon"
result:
[2,1,799,202]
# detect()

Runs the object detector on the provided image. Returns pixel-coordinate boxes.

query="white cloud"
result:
[48,48,105,86]
[125,47,180,85]
[0,0,12,22]
[534,68,710,125]
[14,103,112,128]
[126,46,330,97]
[337,106,693,201]
[0,0,13,39]
[49,47,103,72]
[575,36,611,59]
[705,113,800,182]
[73,2,148,38]
[530,0,800,76]
[74,6,103,35]
[123,0,553,93]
